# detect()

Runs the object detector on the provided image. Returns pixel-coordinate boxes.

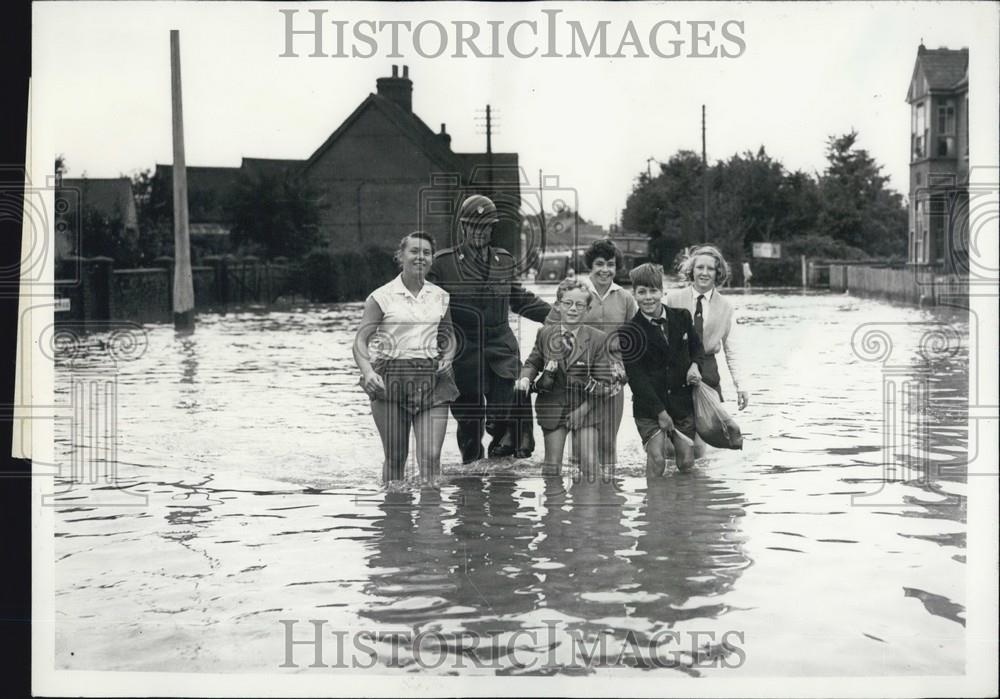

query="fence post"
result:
[800,255,807,288]
[242,255,259,303]
[81,256,115,322]
[220,255,231,308]
[154,256,174,316]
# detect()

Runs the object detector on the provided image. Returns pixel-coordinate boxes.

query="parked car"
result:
[535,250,574,283]
[611,235,651,285]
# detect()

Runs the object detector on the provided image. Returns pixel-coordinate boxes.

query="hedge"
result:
[296,246,397,302]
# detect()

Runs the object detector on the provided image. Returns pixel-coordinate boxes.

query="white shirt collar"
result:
[391,274,433,301]
[582,274,624,301]
[640,306,666,323]
[691,286,715,302]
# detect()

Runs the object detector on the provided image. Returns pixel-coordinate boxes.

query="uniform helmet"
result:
[457,194,499,225]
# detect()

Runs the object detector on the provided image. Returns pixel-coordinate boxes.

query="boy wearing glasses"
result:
[516,279,617,475]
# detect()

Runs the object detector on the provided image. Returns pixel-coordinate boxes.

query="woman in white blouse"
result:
[353,232,458,482]
[666,245,749,412]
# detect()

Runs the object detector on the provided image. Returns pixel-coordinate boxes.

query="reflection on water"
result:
[51,289,969,675]
[357,472,749,674]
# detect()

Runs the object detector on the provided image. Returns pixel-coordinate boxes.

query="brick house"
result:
[906,44,969,276]
[154,65,523,260]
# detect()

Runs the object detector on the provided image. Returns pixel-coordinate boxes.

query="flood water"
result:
[51,285,969,676]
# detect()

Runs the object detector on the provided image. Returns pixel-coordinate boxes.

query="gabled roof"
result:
[59,177,138,227]
[908,46,969,100]
[302,93,459,173]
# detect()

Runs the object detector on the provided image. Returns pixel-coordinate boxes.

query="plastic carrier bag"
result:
[693,382,743,450]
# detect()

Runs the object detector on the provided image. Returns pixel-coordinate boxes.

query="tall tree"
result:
[130,168,173,262]
[815,131,907,257]
[227,170,321,259]
[622,150,705,264]
[706,147,787,261]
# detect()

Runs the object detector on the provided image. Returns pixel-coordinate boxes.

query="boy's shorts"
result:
[635,414,696,446]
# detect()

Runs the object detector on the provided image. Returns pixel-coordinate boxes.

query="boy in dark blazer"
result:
[619,263,706,475]
[517,279,617,475]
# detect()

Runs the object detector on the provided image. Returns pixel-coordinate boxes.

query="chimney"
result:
[376,64,412,113]
[438,123,451,149]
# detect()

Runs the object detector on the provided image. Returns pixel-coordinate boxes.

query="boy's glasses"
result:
[559,300,588,310]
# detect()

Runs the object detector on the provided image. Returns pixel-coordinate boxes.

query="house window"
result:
[911,101,927,159]
[937,102,955,134]
[913,199,926,264]
[930,196,946,266]
[936,100,956,156]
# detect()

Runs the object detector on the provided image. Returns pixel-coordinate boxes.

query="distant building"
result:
[523,212,607,251]
[906,44,968,276]
[153,65,523,259]
[56,177,139,259]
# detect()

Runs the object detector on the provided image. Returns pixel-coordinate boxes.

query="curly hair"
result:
[677,244,731,287]
[555,277,593,306]
[393,231,436,268]
[583,239,624,270]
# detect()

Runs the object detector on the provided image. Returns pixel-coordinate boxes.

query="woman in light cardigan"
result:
[666,245,749,412]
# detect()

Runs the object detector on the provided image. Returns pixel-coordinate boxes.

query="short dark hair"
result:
[629,262,664,290]
[393,231,436,268]
[584,239,624,270]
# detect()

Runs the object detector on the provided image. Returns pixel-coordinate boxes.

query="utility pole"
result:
[573,207,580,273]
[702,104,708,241]
[485,104,492,156]
[646,156,656,181]
[170,29,195,331]
[538,169,547,251]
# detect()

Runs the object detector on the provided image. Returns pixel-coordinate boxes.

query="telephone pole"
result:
[485,104,492,156]
[702,104,708,241]
[170,30,195,331]
[538,169,547,251]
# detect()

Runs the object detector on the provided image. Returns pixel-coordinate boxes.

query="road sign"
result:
[752,242,782,259]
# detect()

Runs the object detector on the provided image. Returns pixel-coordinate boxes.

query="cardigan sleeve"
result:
[718,297,745,392]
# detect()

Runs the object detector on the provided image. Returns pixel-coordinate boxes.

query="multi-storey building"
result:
[906,44,969,276]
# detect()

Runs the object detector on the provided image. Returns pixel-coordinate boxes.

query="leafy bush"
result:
[298,250,337,301]
[781,234,870,260]
[747,258,801,286]
[363,245,397,284]
[284,246,401,302]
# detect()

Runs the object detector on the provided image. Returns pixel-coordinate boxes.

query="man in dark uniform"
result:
[427,194,551,463]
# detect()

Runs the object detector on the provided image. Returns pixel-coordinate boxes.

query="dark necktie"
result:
[562,330,575,359]
[694,294,705,340]
[650,316,668,345]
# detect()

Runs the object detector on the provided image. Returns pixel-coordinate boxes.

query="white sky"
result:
[32,1,998,228]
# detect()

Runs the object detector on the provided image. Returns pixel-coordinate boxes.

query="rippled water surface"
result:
[52,287,968,675]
